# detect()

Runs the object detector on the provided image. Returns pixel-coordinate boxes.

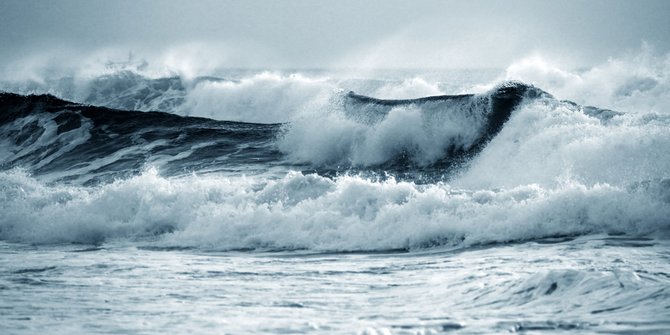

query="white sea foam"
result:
[277,89,491,166]
[371,77,444,99]
[454,99,670,189]
[177,72,335,123]
[1,168,667,249]
[502,46,670,114]
[177,73,464,123]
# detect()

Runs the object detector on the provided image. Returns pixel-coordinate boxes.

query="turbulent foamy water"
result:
[1,53,669,334]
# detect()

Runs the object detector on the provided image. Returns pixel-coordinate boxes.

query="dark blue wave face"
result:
[0,83,574,184]
[0,93,285,184]
[344,82,549,154]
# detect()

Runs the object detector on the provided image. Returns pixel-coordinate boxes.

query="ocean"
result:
[1,60,669,334]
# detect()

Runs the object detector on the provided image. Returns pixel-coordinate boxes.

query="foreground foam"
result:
[1,169,668,249]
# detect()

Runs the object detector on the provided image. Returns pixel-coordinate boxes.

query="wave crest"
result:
[279,82,547,167]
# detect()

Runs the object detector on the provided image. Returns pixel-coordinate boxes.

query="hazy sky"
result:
[1,0,669,70]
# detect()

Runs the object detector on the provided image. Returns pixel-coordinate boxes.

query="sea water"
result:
[1,53,669,334]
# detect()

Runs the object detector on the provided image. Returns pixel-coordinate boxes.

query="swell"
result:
[0,82,550,182]
[0,92,282,184]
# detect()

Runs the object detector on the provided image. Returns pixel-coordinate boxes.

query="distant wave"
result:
[0,70,187,112]
[0,70,477,123]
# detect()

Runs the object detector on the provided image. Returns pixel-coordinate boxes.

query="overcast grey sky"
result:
[1,0,668,70]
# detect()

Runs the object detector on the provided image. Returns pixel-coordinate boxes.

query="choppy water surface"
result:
[2,236,669,334]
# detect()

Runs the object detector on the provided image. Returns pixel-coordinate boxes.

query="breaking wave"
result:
[0,169,668,249]
[0,49,669,250]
